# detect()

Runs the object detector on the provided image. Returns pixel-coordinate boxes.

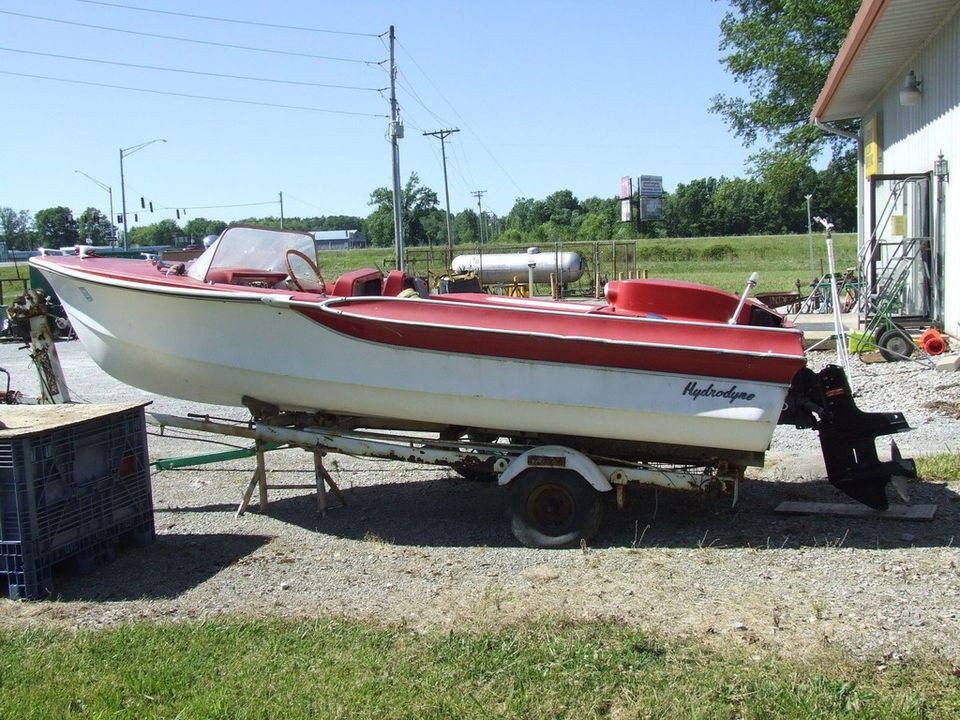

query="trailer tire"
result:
[510,469,602,549]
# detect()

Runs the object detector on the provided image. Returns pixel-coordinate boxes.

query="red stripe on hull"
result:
[298,299,805,384]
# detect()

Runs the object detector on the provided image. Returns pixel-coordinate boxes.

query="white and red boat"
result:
[30,225,914,521]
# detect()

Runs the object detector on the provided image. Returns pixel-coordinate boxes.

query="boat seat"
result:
[383,270,415,296]
[331,268,384,297]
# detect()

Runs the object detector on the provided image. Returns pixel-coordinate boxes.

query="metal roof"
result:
[811,0,960,123]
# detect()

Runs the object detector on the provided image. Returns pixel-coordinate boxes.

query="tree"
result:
[751,150,818,233]
[183,217,228,241]
[538,190,581,227]
[315,215,365,232]
[663,178,721,237]
[710,0,861,166]
[575,212,613,242]
[0,207,34,251]
[452,209,479,245]
[365,173,440,248]
[34,206,79,248]
[710,177,768,235]
[812,151,858,232]
[127,219,181,246]
[77,207,115,245]
[505,197,539,234]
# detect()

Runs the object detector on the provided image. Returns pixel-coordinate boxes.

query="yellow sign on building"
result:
[864,115,880,177]
[891,214,906,237]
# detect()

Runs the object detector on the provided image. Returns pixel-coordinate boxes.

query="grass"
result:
[916,453,960,482]
[3,232,856,296]
[399,232,859,295]
[1,619,957,719]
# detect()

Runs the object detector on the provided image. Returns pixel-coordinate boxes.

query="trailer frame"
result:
[147,411,744,548]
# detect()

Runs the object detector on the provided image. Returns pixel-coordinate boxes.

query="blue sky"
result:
[1,0,755,227]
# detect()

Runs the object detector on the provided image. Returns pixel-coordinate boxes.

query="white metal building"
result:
[811,0,958,338]
[311,229,369,251]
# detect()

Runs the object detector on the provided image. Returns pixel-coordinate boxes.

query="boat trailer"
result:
[147,410,745,549]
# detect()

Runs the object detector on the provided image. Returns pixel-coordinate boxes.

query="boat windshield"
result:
[186,226,318,282]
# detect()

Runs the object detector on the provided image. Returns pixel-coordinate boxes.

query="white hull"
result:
[44,271,788,455]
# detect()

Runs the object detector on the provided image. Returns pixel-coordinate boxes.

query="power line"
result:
[163,201,279,211]
[76,0,381,37]
[0,70,390,117]
[396,38,524,197]
[0,47,386,92]
[0,10,384,65]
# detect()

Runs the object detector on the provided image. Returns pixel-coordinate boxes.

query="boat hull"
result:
[33,257,804,456]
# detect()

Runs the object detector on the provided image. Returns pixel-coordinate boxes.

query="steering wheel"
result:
[284,249,326,293]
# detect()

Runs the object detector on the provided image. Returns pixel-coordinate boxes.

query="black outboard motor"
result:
[780,364,917,510]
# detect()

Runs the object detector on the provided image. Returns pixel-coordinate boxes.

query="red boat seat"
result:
[331,268,384,297]
[383,270,415,296]
[606,279,741,323]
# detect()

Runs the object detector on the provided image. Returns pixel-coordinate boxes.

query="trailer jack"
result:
[781,364,917,511]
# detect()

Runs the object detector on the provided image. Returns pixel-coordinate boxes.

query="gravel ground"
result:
[1,338,959,664]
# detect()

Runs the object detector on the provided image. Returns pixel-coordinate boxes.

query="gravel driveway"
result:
[1,338,959,663]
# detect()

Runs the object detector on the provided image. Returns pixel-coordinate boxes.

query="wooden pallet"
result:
[774,501,937,521]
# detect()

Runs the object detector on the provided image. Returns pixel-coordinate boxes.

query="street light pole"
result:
[120,138,166,250]
[74,170,115,245]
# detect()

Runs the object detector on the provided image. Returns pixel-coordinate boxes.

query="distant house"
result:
[312,230,369,251]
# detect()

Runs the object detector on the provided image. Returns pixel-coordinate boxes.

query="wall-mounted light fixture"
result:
[899,71,922,106]
[934,152,949,181]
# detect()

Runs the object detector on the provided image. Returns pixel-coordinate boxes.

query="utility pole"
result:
[423,128,459,267]
[472,190,487,245]
[388,25,405,270]
[279,191,284,229]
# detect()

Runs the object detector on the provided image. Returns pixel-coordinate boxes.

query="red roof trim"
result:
[810,0,889,122]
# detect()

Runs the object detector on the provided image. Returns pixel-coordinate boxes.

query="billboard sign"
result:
[620,176,633,222]
[640,196,663,221]
[639,175,663,197]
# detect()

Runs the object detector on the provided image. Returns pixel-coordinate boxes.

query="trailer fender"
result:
[498,445,613,493]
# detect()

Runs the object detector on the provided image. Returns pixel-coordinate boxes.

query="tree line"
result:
[1,154,854,253]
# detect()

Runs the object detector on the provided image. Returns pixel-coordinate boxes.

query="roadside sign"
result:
[640,196,663,221]
[620,176,633,222]
[639,175,663,198]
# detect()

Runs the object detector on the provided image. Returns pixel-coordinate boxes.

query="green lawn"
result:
[4,232,856,296]
[389,232,858,295]
[2,619,956,719]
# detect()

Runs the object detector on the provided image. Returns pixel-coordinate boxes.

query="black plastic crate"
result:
[0,403,154,600]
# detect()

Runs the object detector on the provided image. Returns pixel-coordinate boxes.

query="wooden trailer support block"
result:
[236,442,346,517]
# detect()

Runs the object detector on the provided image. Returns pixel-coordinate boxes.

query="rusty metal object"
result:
[7,289,71,404]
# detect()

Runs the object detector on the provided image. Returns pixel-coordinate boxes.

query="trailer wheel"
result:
[510,469,602,549]
[878,328,915,362]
